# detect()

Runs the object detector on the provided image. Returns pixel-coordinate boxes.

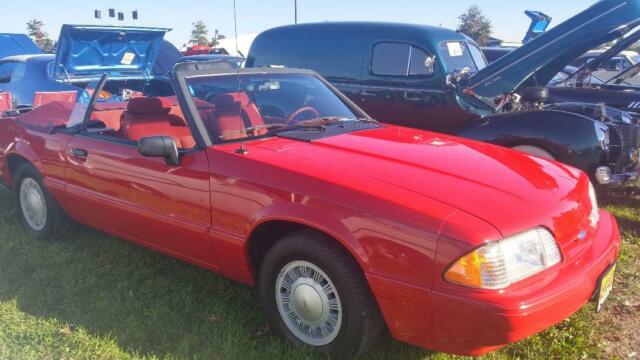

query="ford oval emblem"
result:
[578,230,587,241]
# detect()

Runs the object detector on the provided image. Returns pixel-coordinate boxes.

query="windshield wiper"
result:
[297,116,378,125]
[219,122,326,140]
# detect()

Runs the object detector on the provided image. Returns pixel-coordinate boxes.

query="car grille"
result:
[609,123,640,169]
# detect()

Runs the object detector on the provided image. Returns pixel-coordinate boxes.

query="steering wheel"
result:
[287,106,320,124]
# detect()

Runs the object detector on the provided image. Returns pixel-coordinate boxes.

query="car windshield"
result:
[439,41,487,74]
[184,73,363,142]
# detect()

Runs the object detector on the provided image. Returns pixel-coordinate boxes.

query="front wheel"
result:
[258,230,384,359]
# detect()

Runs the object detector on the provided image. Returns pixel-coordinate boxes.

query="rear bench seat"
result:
[92,102,128,131]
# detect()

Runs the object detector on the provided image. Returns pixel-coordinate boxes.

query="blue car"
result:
[0,33,41,59]
[0,25,181,107]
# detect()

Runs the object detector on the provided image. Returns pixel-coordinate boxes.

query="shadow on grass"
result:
[602,193,640,237]
[0,192,432,360]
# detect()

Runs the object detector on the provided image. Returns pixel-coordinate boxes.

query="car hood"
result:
[466,0,640,99]
[53,25,170,80]
[254,126,593,241]
[0,34,41,59]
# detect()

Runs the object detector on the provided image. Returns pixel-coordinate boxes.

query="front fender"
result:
[250,201,367,266]
[456,110,604,172]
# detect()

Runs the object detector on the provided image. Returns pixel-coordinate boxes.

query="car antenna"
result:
[232,0,249,155]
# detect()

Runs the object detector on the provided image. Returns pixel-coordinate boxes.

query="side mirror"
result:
[138,136,180,166]
[446,73,456,88]
[424,56,436,74]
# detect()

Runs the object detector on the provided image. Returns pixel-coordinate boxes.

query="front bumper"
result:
[368,211,621,356]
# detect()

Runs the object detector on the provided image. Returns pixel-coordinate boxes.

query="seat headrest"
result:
[213,92,253,114]
[127,97,172,115]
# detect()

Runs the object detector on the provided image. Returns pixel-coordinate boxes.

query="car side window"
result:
[409,47,434,75]
[0,62,20,84]
[371,42,435,77]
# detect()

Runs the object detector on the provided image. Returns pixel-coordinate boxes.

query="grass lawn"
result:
[0,189,638,360]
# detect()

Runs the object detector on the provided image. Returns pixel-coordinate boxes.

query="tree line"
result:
[24,5,494,54]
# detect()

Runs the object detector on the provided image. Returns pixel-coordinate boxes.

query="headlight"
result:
[594,122,609,151]
[588,181,599,228]
[444,227,562,289]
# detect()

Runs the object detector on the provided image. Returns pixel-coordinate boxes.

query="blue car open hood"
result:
[0,34,42,58]
[53,25,170,80]
[466,0,640,99]
[522,10,552,44]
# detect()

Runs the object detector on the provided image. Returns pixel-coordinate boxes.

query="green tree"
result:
[456,5,493,46]
[26,19,55,52]
[190,21,209,45]
[210,29,226,47]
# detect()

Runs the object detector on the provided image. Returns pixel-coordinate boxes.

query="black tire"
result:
[13,163,69,241]
[521,86,549,103]
[258,230,385,359]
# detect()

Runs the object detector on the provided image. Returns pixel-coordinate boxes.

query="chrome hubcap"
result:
[275,260,342,346]
[19,178,46,231]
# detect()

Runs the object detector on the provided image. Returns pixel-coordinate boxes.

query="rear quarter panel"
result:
[0,117,71,199]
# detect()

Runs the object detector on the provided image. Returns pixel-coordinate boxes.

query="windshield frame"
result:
[172,63,373,146]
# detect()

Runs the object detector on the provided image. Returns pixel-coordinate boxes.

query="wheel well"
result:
[247,220,360,278]
[5,154,31,188]
[507,141,558,159]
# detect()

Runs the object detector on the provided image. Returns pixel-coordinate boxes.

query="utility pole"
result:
[294,0,298,24]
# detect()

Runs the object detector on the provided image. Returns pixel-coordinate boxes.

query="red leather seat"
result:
[91,102,128,131]
[0,92,11,112]
[211,92,266,141]
[121,97,195,149]
[33,91,77,108]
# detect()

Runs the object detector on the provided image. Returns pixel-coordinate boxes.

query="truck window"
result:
[0,62,22,84]
[372,42,434,77]
[409,47,434,75]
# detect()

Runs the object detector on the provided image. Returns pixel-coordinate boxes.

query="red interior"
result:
[16,101,75,129]
[0,92,11,112]
[121,97,195,149]
[13,90,255,150]
[92,102,128,131]
[33,91,78,108]
[209,92,266,140]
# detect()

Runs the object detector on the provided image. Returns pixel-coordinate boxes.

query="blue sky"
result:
[0,0,593,46]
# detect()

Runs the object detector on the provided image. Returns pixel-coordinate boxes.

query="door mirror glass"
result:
[138,136,180,166]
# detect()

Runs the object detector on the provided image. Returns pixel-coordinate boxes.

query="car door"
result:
[358,42,446,131]
[63,92,216,268]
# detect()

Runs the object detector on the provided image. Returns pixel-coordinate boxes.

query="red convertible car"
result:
[0,62,621,358]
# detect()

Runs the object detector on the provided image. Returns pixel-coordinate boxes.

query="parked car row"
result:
[0,0,635,358]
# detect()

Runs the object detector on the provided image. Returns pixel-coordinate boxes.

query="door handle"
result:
[70,148,88,159]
